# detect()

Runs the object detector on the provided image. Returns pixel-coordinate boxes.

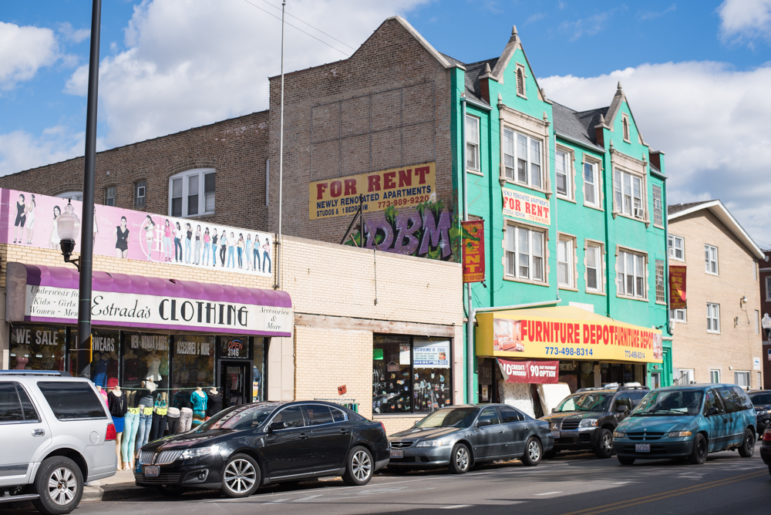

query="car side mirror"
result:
[477,419,491,427]
[268,422,285,432]
[615,404,629,413]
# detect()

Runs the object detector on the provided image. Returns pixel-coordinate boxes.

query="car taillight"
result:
[379,422,386,435]
[763,429,771,442]
[105,423,117,441]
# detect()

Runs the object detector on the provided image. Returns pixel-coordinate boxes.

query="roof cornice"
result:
[388,16,462,70]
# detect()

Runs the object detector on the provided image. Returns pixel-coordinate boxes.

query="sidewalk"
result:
[83,468,141,502]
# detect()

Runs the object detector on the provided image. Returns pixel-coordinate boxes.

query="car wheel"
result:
[738,428,755,458]
[342,445,373,486]
[32,456,83,515]
[522,437,543,466]
[594,428,613,459]
[617,456,635,465]
[221,453,261,498]
[448,443,471,474]
[688,433,708,465]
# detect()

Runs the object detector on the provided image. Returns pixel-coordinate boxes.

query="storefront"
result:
[5,262,291,408]
[475,306,662,416]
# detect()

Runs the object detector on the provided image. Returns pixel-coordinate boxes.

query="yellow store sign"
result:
[476,306,662,364]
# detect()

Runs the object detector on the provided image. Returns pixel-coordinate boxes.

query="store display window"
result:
[372,335,452,414]
[120,332,170,389]
[171,335,215,395]
[252,338,266,401]
[9,325,66,371]
[90,329,120,388]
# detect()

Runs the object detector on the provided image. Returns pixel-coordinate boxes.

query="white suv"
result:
[0,371,117,514]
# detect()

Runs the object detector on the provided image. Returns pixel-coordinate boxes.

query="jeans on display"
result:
[174,238,182,261]
[253,248,260,271]
[122,410,140,465]
[178,407,193,433]
[135,411,153,453]
[166,407,180,435]
[263,251,272,273]
[203,242,211,266]
[150,412,167,441]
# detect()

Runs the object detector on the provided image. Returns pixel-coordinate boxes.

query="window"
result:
[505,224,545,282]
[38,382,106,420]
[104,186,116,206]
[614,169,645,220]
[478,406,501,426]
[707,303,720,333]
[465,115,480,172]
[585,242,603,293]
[373,335,451,414]
[718,385,749,410]
[655,260,666,303]
[583,160,600,208]
[169,169,215,217]
[516,65,526,97]
[652,185,663,226]
[134,180,147,209]
[271,406,305,429]
[670,308,687,323]
[675,368,694,385]
[766,277,771,301]
[709,369,721,383]
[616,249,647,299]
[557,236,575,288]
[668,235,684,260]
[0,383,23,422]
[302,405,334,425]
[499,406,524,423]
[555,148,573,199]
[502,128,543,188]
[756,310,761,334]
[704,244,718,274]
[622,114,630,142]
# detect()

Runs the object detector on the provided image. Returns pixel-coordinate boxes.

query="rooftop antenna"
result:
[275,0,286,290]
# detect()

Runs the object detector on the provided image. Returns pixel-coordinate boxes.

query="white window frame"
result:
[104,185,116,206]
[622,114,631,142]
[734,371,750,388]
[707,302,720,333]
[585,241,604,294]
[614,168,646,220]
[655,259,666,304]
[709,369,721,383]
[557,235,576,289]
[670,308,687,323]
[515,64,526,98]
[582,159,601,209]
[616,248,647,300]
[168,168,215,218]
[668,235,684,261]
[555,147,574,200]
[465,115,480,173]
[675,368,694,385]
[652,184,663,227]
[504,223,546,283]
[134,180,146,209]
[704,244,719,275]
[502,127,544,189]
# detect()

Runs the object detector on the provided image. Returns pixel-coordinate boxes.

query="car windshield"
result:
[553,392,612,413]
[194,403,277,432]
[632,390,703,416]
[416,407,478,428]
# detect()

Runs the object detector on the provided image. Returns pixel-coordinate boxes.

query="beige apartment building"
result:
[668,200,765,389]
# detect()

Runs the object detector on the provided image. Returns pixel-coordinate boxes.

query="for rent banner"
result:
[502,188,550,225]
[497,359,559,384]
[309,162,436,219]
[462,220,485,283]
[669,265,687,309]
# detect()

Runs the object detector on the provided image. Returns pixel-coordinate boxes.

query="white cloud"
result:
[541,61,771,248]
[57,22,90,44]
[0,128,84,175]
[718,0,771,45]
[0,21,58,90]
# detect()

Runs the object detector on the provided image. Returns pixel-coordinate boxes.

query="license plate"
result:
[635,443,650,453]
[551,430,560,438]
[390,448,404,459]
[143,465,160,478]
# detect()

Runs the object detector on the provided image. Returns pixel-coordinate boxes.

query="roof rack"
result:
[0,370,68,376]
[576,382,649,392]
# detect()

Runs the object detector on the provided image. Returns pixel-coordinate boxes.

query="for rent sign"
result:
[502,188,550,225]
[309,162,436,219]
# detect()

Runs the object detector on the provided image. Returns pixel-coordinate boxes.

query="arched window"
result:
[516,65,526,97]
[168,168,215,217]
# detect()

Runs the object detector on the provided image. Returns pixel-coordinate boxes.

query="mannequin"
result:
[206,386,223,418]
[190,386,208,427]
[107,379,128,470]
[134,378,158,456]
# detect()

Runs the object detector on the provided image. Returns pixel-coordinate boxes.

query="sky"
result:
[1,0,770,248]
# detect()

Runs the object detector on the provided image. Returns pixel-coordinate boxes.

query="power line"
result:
[255,0,357,52]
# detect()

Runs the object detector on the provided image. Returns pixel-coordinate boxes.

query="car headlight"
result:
[666,430,693,438]
[416,438,452,448]
[549,422,559,431]
[613,431,625,438]
[181,445,221,460]
[579,418,598,428]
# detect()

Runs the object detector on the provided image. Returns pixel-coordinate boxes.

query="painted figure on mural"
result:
[262,237,272,274]
[245,234,252,271]
[211,228,218,267]
[174,222,183,262]
[219,229,228,266]
[24,194,36,244]
[141,215,155,260]
[236,233,245,269]
[163,219,173,261]
[226,231,236,268]
[194,225,202,265]
[13,193,26,244]
[203,227,211,266]
[252,233,261,271]
[184,223,193,264]
[49,205,62,249]
[115,216,129,258]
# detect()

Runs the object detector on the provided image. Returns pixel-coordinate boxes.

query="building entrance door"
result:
[219,361,250,407]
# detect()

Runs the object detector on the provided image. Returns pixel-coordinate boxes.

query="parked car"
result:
[539,383,648,458]
[0,371,117,515]
[134,401,389,497]
[760,427,771,475]
[747,390,771,435]
[613,384,757,465]
[387,404,553,473]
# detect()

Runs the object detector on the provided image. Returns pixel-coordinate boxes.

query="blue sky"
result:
[1,0,770,246]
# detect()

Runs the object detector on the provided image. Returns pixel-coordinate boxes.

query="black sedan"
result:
[748,390,771,435]
[134,401,390,497]
[388,404,553,473]
[761,427,771,475]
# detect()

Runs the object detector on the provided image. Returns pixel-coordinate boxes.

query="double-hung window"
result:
[616,249,647,299]
[104,186,116,206]
[502,128,543,188]
[585,242,603,293]
[614,169,645,219]
[652,185,663,226]
[134,180,146,209]
[169,169,215,217]
[583,160,600,208]
[505,224,545,282]
[668,235,684,260]
[670,308,687,323]
[465,115,480,172]
[655,259,666,303]
[704,244,718,274]
[557,236,575,288]
[707,303,720,333]
[555,148,573,199]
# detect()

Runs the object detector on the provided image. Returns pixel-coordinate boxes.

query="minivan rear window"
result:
[38,381,106,420]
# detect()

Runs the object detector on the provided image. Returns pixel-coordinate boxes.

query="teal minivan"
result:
[613,384,757,465]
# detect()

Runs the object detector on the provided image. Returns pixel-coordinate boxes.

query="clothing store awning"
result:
[476,306,662,364]
[6,262,293,337]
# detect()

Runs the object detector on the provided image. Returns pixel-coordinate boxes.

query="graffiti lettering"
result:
[363,208,453,259]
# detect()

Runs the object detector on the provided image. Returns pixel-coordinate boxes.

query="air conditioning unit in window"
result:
[633,208,644,219]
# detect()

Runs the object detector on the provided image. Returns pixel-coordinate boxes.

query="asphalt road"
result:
[5,449,770,514]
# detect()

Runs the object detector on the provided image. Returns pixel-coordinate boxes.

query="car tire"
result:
[688,433,708,465]
[522,437,543,466]
[617,456,635,465]
[32,456,84,515]
[594,428,613,459]
[738,428,755,458]
[448,443,471,474]
[221,453,261,498]
[342,445,374,486]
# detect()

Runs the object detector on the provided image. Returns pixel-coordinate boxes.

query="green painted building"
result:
[449,27,672,408]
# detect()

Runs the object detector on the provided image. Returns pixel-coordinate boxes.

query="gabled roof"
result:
[383,16,460,70]
[668,200,764,260]
[604,82,646,146]
[552,101,605,151]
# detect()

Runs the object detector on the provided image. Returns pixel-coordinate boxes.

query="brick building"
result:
[760,250,771,388]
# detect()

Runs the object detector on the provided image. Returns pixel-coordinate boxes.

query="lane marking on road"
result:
[561,469,766,515]
[290,494,322,503]
[536,491,562,496]
[440,505,472,509]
